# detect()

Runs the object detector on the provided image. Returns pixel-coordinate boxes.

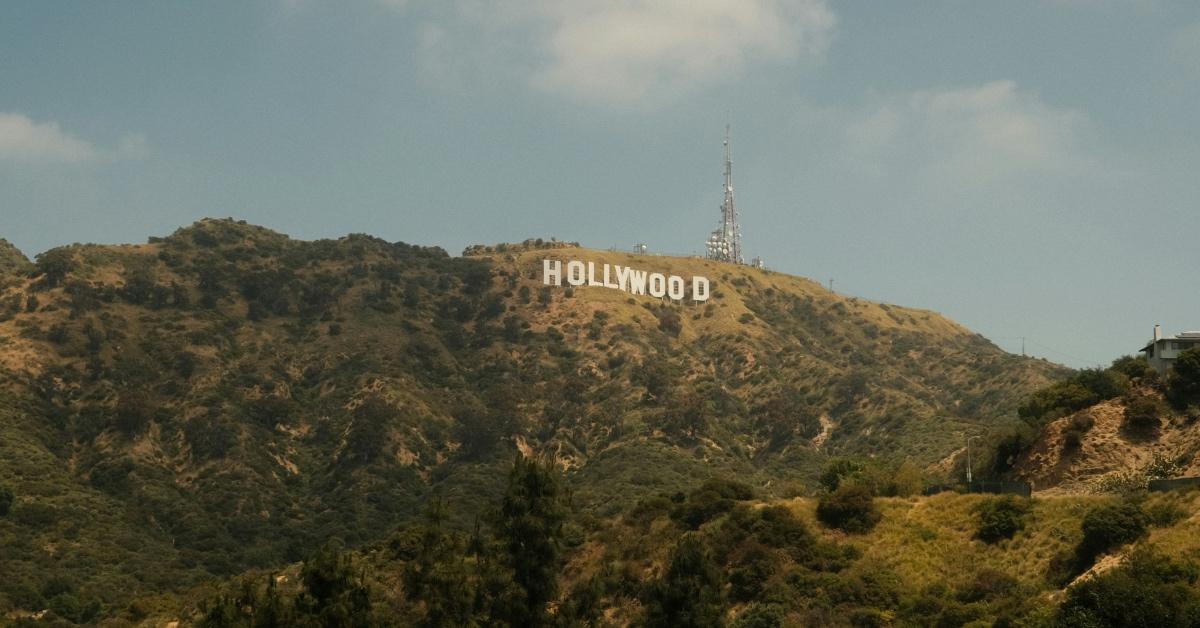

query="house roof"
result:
[1141,334,1200,353]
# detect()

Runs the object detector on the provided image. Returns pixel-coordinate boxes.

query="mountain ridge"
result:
[0,217,1067,621]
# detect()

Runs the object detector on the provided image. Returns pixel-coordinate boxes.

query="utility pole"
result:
[1021,337,1026,356]
[829,278,835,294]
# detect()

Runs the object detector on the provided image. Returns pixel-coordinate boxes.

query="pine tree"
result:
[492,455,567,627]
[643,535,724,628]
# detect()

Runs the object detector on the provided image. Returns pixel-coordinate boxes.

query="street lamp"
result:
[966,436,981,487]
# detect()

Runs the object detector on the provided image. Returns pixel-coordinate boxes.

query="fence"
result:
[1149,477,1200,492]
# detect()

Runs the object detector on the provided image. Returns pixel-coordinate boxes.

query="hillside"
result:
[178,482,1200,627]
[0,218,1065,622]
[1015,384,1200,493]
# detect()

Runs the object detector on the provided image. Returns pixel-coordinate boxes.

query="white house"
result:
[1141,325,1200,375]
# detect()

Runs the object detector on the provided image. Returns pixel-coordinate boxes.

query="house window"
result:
[1172,341,1198,351]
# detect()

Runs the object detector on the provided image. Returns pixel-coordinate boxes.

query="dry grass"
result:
[780,493,1132,590]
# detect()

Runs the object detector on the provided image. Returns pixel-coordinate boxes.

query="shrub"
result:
[1058,550,1200,627]
[732,602,786,628]
[1144,500,1186,527]
[642,535,723,628]
[1091,470,1148,495]
[1075,501,1147,569]
[242,395,298,430]
[34,248,76,288]
[957,567,1018,603]
[1123,396,1163,434]
[670,479,754,530]
[816,484,881,534]
[1109,355,1153,381]
[657,309,682,337]
[89,457,136,494]
[1167,347,1200,407]
[0,485,12,516]
[1062,413,1095,451]
[1019,368,1129,426]
[881,461,925,497]
[185,413,238,461]
[114,390,155,436]
[819,457,866,492]
[973,496,1030,543]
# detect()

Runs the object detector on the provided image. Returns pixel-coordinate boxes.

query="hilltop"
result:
[0,218,1065,622]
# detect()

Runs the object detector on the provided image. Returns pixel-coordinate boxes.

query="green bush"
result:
[1075,501,1147,569]
[1109,354,1154,381]
[816,484,881,534]
[1062,413,1095,451]
[34,248,77,288]
[185,413,238,461]
[732,602,786,628]
[670,479,755,530]
[1123,396,1163,434]
[0,485,12,516]
[1019,368,1129,426]
[1058,550,1200,627]
[974,496,1030,543]
[642,535,723,628]
[819,457,866,492]
[1167,348,1200,407]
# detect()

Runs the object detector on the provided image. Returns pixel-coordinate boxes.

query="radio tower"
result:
[705,125,744,264]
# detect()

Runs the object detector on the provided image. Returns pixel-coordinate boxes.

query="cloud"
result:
[0,113,98,163]
[843,81,1090,181]
[0,113,148,165]
[398,0,835,110]
[530,0,835,109]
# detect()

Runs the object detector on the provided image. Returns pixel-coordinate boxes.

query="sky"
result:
[2,0,1198,368]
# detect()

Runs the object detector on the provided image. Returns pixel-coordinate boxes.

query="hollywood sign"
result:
[542,259,711,302]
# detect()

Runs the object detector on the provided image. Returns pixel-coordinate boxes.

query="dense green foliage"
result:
[493,456,568,626]
[642,535,724,628]
[0,219,1067,622]
[1073,501,1148,573]
[1017,366,1129,427]
[1167,347,1200,408]
[973,496,1030,543]
[1058,550,1200,627]
[815,483,880,533]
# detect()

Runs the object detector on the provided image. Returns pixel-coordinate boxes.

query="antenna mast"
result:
[706,124,744,264]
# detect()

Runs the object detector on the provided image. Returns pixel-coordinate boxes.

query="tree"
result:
[454,399,502,460]
[294,544,374,627]
[401,499,475,627]
[0,485,12,516]
[344,395,392,466]
[34,248,76,288]
[1168,347,1200,407]
[664,388,708,438]
[493,455,568,627]
[643,535,724,628]
[114,390,155,436]
[819,457,866,492]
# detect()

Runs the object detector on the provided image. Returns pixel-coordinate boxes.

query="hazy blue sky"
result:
[2,1,1198,367]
